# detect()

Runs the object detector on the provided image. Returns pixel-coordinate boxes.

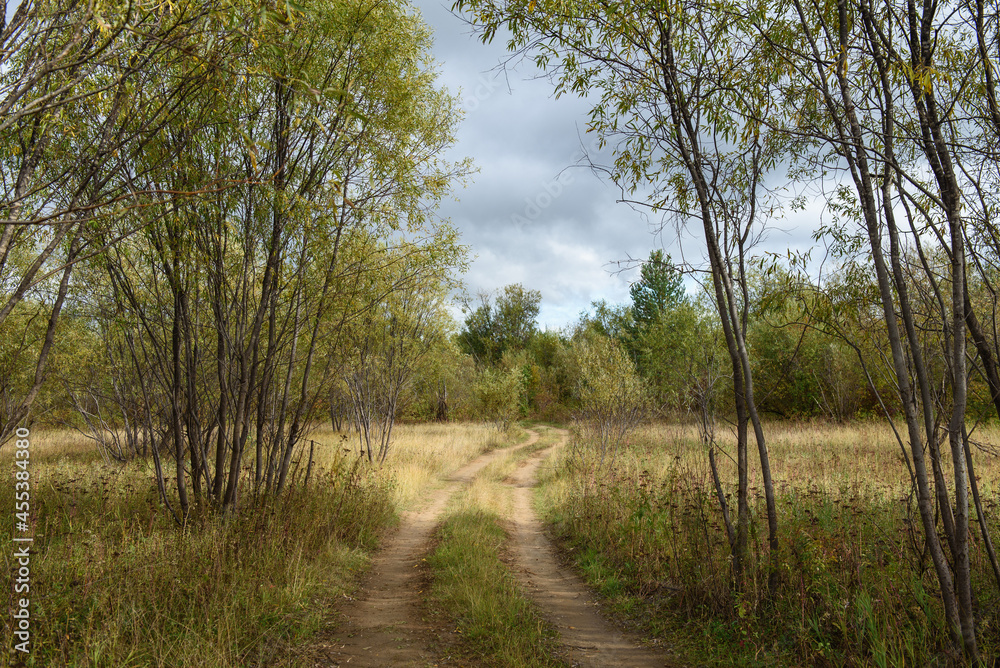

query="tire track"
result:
[321,431,540,667]
[508,428,672,667]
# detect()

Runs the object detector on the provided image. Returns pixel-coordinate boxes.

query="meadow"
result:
[4,419,999,666]
[538,420,1000,667]
[0,423,511,667]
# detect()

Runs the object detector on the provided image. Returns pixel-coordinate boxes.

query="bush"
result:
[572,335,648,466]
[473,367,524,431]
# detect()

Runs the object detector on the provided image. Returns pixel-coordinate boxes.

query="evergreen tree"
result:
[629,250,686,326]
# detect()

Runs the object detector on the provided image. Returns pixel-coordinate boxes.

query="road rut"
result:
[508,429,671,667]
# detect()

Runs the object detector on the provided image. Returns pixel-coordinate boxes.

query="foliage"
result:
[401,336,478,422]
[472,366,524,432]
[571,332,647,466]
[629,250,686,329]
[457,283,541,366]
[50,0,471,518]
[454,0,1000,656]
[576,299,633,343]
[342,243,459,463]
[0,0,260,444]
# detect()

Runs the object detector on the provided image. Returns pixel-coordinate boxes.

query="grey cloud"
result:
[413,0,824,331]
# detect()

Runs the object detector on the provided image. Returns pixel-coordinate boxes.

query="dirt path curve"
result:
[509,428,671,667]
[321,431,541,667]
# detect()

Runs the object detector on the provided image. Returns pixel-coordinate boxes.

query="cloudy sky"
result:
[411,0,821,330]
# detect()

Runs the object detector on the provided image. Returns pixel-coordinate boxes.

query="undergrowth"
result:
[0,422,507,667]
[537,422,1000,667]
[1,447,392,668]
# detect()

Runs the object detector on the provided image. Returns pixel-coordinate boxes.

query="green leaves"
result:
[457,284,542,366]
[629,250,687,327]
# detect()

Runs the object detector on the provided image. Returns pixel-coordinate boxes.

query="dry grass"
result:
[0,421,518,667]
[539,419,1000,667]
[306,422,519,510]
[1,439,391,667]
[447,425,561,521]
[601,420,1000,500]
[0,427,97,465]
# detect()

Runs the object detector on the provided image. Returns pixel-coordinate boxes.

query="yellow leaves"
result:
[915,68,938,95]
[95,13,112,35]
[895,61,941,96]
[247,145,259,173]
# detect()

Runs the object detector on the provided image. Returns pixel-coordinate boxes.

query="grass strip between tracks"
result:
[425,427,568,667]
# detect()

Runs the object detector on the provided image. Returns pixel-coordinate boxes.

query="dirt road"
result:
[320,432,540,667]
[507,429,670,667]
[318,428,671,667]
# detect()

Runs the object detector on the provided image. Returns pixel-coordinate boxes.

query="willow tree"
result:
[751,0,999,658]
[342,235,462,464]
[87,0,468,519]
[572,332,647,467]
[0,0,249,446]
[455,0,781,592]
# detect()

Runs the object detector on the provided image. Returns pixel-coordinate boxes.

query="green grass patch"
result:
[426,506,567,667]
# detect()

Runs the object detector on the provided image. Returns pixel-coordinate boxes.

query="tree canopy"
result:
[629,250,686,327]
[457,283,541,366]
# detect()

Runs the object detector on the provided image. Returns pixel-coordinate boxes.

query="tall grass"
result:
[366,422,520,508]
[538,421,1000,667]
[0,422,505,667]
